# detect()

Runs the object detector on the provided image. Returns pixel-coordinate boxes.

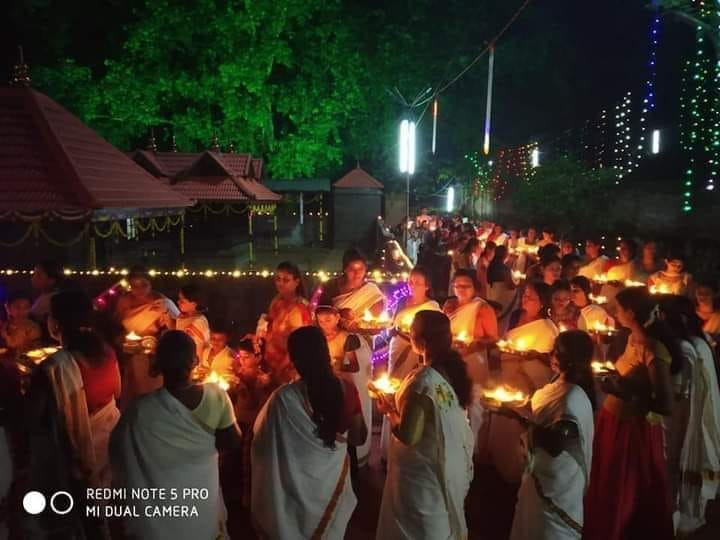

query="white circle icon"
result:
[23,491,46,515]
[50,491,74,515]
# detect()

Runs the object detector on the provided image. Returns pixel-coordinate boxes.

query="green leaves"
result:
[32,0,368,178]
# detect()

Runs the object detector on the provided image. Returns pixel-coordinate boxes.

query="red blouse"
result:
[77,346,121,413]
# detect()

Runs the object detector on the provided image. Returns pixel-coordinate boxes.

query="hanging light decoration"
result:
[432,98,439,155]
[483,46,496,155]
[638,5,662,160]
[678,0,719,208]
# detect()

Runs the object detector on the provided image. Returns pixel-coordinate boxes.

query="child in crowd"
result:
[232,339,273,510]
[200,321,236,379]
[315,305,371,479]
[1,292,41,353]
[233,339,273,427]
[315,305,361,377]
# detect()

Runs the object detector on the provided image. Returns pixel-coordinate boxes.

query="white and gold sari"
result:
[332,282,384,466]
[380,299,441,459]
[332,282,385,318]
[252,383,356,539]
[510,380,594,540]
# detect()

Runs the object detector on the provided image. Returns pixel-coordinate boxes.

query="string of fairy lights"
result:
[679,0,720,212]
[616,92,638,183]
[636,7,661,169]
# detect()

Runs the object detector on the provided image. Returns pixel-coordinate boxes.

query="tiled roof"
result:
[215,153,251,177]
[250,158,264,180]
[234,177,282,201]
[0,87,190,211]
[158,177,248,201]
[334,167,384,189]
[152,152,200,176]
[132,150,280,202]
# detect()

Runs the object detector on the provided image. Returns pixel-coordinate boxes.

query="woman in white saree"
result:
[443,270,499,387]
[252,326,367,539]
[111,331,241,540]
[381,267,441,460]
[25,291,121,539]
[376,310,474,540]
[487,282,559,482]
[659,296,720,536]
[115,267,179,408]
[317,248,384,467]
[504,330,596,540]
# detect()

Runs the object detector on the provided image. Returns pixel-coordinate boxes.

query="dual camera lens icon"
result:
[23,491,74,515]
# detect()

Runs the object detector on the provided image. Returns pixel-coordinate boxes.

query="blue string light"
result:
[634,5,662,176]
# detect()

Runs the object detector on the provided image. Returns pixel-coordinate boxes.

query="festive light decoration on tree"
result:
[678,0,720,210]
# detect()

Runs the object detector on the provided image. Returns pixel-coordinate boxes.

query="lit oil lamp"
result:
[591,360,616,374]
[368,373,401,398]
[358,310,392,331]
[511,270,526,282]
[649,283,671,295]
[454,331,472,345]
[203,371,230,391]
[480,385,529,408]
[590,320,616,336]
[593,273,610,284]
[588,293,608,305]
[497,337,529,354]
[125,331,142,342]
[624,280,646,288]
[24,346,59,364]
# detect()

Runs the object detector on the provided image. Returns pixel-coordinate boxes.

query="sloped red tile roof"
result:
[215,153,251,177]
[251,158,264,180]
[152,152,200,176]
[158,176,248,201]
[132,149,280,202]
[0,87,191,211]
[334,167,384,189]
[234,177,281,201]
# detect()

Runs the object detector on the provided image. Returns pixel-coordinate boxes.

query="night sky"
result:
[2,0,694,156]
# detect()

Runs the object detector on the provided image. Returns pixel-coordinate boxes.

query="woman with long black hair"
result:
[25,290,121,538]
[506,330,596,540]
[377,310,474,540]
[251,326,367,539]
[583,286,675,540]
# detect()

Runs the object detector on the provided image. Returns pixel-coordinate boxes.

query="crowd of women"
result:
[0,212,719,539]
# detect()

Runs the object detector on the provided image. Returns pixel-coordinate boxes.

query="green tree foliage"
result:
[511,157,616,230]
[34,0,370,178]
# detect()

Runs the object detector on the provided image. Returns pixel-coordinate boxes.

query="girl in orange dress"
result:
[583,287,676,540]
[262,262,311,385]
